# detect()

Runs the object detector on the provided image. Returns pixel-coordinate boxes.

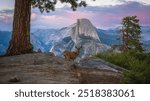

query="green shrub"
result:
[95,51,150,84]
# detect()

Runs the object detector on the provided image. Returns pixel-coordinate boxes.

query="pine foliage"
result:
[122,16,143,52]
[31,0,87,12]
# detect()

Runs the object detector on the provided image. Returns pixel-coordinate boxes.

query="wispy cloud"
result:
[0,1,150,30]
[0,9,13,19]
[30,1,150,29]
[0,9,13,31]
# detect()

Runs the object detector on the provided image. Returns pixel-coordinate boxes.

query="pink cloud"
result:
[31,13,38,20]
[30,1,150,29]
[64,11,95,20]
[132,11,150,25]
[41,15,68,25]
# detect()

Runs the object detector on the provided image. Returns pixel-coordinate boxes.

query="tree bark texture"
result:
[6,0,33,56]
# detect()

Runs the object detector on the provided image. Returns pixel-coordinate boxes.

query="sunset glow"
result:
[0,0,150,30]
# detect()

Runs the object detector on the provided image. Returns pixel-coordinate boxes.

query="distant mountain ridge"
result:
[31,29,57,52]
[0,23,150,55]
[0,31,11,55]
[97,26,150,52]
[97,29,119,46]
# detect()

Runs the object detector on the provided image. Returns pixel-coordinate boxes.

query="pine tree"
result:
[122,16,143,52]
[6,0,87,56]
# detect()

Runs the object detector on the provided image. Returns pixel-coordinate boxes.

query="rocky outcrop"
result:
[79,57,126,72]
[0,53,123,84]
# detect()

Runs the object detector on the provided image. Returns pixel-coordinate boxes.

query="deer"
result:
[64,46,82,61]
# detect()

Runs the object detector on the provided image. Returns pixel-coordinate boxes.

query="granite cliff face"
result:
[77,19,100,41]
[71,19,100,44]
[50,18,110,60]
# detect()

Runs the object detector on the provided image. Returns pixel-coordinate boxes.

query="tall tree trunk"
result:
[6,0,33,56]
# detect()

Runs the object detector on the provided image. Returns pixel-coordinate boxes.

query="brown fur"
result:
[64,46,82,60]
[64,51,79,60]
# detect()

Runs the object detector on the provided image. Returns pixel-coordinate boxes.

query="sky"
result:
[0,0,150,31]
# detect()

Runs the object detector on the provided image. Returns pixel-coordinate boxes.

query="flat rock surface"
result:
[0,53,124,84]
